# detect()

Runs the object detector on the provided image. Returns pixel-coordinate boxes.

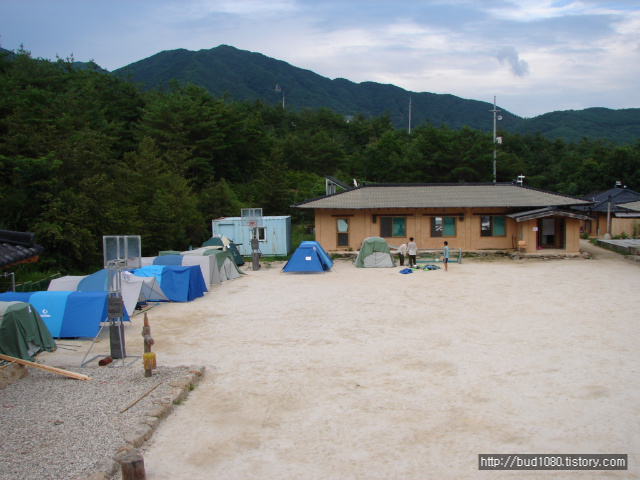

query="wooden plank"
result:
[0,353,91,381]
[119,381,163,414]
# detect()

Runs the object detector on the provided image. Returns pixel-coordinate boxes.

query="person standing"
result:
[443,241,450,272]
[407,237,418,268]
[397,242,407,266]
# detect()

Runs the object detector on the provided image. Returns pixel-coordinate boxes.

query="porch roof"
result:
[507,207,594,222]
[294,183,592,210]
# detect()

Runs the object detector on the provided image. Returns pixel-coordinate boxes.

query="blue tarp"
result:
[282,241,333,273]
[0,291,127,338]
[132,265,206,302]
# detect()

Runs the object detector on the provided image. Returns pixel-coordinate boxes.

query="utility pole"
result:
[275,84,285,110]
[490,96,501,182]
[408,97,412,134]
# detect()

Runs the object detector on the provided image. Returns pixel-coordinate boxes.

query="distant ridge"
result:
[95,44,638,144]
[113,45,521,132]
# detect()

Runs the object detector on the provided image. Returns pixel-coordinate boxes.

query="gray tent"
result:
[180,249,225,284]
[48,271,168,316]
[208,250,243,280]
[354,237,396,268]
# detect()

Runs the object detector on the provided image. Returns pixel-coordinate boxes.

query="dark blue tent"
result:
[0,291,128,338]
[132,265,207,302]
[282,241,333,273]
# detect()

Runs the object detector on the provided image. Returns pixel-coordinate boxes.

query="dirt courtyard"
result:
[48,242,640,478]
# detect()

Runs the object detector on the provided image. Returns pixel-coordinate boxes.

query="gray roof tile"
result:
[294,183,592,209]
[619,200,640,212]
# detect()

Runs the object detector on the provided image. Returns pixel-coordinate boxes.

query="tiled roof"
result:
[0,230,44,269]
[294,183,592,209]
[579,187,640,212]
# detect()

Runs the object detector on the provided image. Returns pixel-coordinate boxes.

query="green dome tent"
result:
[0,301,56,361]
[354,237,396,268]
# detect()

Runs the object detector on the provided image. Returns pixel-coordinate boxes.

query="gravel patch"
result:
[0,364,202,480]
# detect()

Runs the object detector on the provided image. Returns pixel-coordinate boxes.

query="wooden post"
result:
[119,453,146,480]
[141,313,155,377]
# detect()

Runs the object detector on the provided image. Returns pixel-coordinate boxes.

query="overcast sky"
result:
[1,0,638,118]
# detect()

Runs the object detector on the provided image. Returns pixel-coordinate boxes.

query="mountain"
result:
[110,45,634,144]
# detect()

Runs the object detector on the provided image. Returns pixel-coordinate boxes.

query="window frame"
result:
[336,218,349,247]
[431,216,456,238]
[252,226,267,241]
[379,216,406,238]
[480,215,506,237]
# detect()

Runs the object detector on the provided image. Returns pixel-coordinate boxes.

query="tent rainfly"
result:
[354,237,396,268]
[141,253,225,287]
[131,265,207,302]
[0,291,129,338]
[202,236,245,266]
[0,301,56,361]
[48,269,168,316]
[282,241,333,273]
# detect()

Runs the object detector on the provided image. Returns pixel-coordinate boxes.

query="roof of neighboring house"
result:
[293,183,593,210]
[619,200,640,212]
[578,186,640,212]
[0,230,44,269]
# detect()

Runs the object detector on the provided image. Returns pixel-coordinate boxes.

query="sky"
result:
[1,0,639,118]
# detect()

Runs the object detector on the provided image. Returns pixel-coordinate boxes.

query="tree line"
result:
[1,49,639,273]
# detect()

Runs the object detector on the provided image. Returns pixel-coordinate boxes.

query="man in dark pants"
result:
[443,241,449,272]
[397,242,407,266]
[407,237,417,268]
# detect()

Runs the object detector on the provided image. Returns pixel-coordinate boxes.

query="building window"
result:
[252,227,266,241]
[480,216,506,237]
[337,218,349,247]
[380,217,406,237]
[431,217,456,237]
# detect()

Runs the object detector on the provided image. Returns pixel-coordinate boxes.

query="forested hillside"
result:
[1,49,639,272]
[114,45,640,144]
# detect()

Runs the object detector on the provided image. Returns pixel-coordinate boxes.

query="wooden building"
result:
[294,183,593,254]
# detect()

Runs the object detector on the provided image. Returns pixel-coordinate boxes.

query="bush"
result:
[291,223,315,249]
[580,231,590,239]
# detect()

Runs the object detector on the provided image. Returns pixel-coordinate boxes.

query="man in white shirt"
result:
[407,237,418,267]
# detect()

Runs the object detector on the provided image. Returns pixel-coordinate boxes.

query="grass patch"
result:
[1,264,62,293]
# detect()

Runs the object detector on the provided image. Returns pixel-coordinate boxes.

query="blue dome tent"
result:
[0,291,129,338]
[282,241,333,273]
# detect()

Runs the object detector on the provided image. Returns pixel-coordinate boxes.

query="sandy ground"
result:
[41,241,640,479]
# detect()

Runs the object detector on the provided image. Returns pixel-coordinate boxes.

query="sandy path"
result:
[97,245,636,480]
